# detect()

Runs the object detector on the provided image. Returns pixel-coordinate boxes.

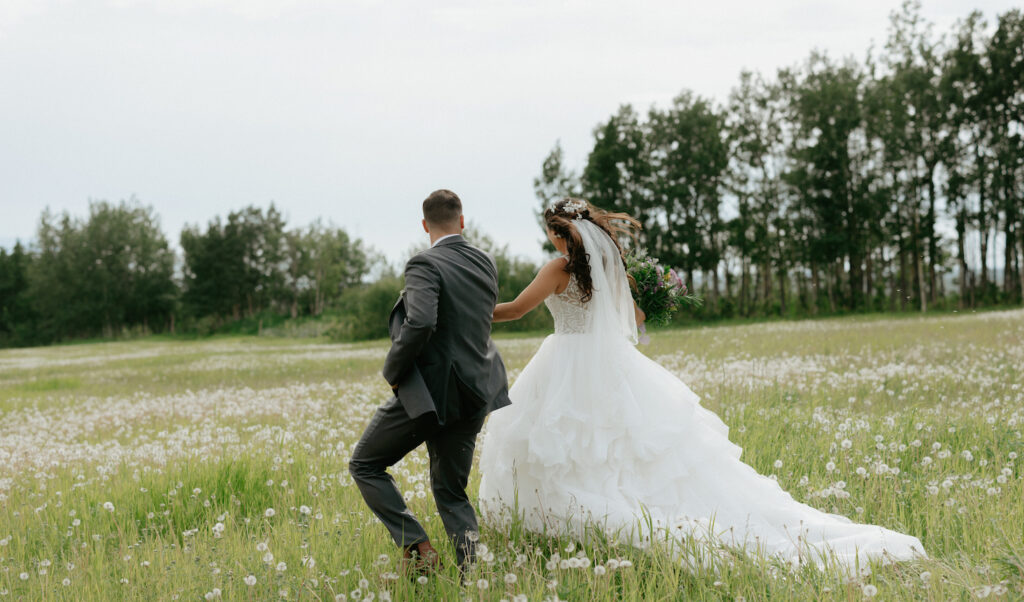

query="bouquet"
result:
[625,250,702,341]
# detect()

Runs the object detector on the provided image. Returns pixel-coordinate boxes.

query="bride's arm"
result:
[493,258,569,322]
[634,302,646,326]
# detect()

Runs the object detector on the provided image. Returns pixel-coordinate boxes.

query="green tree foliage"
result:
[28,200,177,341]
[283,219,371,318]
[582,105,651,219]
[180,205,288,323]
[0,243,36,345]
[540,3,1024,320]
[647,91,729,306]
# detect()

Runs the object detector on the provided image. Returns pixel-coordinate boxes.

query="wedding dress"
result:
[477,219,925,571]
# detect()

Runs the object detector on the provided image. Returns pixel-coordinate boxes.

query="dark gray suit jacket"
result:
[383,235,511,425]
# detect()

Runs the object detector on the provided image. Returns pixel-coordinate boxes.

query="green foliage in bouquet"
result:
[626,250,702,328]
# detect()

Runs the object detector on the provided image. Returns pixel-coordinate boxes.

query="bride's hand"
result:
[634,302,646,326]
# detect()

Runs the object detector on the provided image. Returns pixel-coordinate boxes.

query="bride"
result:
[477,198,925,571]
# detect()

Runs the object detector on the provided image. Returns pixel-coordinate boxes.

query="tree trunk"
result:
[724,264,733,313]
[849,251,863,311]
[811,265,821,315]
[823,264,831,315]
[979,213,990,297]
[777,265,787,315]
[709,269,719,314]
[926,167,939,303]
[1018,225,1024,304]
[796,267,807,312]
[864,251,873,309]
[762,262,771,312]
[911,207,927,313]
[956,207,968,310]
[886,247,898,312]
[741,258,749,315]
[1004,218,1016,298]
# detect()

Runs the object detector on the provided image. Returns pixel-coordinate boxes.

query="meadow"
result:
[0,309,1022,601]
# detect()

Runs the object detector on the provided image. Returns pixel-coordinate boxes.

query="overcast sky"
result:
[0,0,1016,266]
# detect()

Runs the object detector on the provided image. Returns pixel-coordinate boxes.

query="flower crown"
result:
[555,199,588,220]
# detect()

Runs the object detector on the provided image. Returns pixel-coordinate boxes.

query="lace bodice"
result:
[545,276,589,334]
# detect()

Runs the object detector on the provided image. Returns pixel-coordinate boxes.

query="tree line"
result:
[0,200,549,348]
[535,2,1023,317]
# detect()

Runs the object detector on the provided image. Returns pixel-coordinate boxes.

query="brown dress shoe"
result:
[401,541,443,577]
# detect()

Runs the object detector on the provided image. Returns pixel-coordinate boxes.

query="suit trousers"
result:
[349,395,486,567]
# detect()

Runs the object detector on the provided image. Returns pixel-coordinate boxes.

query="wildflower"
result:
[265,508,276,518]
[245,575,257,586]
[263,552,274,564]
[299,505,311,515]
[477,579,489,590]
[594,565,607,576]
[257,542,269,552]
[862,584,878,597]
[103,501,115,512]
[841,439,852,449]
[826,461,836,472]
[416,576,428,585]
[504,573,517,584]
[774,460,783,469]
[62,578,71,586]
[276,561,287,572]
[19,573,29,581]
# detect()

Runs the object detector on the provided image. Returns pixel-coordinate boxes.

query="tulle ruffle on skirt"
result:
[477,333,926,571]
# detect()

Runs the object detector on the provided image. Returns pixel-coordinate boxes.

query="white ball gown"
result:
[477,219,926,571]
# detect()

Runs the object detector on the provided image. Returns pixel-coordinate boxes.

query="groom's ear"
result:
[422,219,429,234]
[459,215,465,230]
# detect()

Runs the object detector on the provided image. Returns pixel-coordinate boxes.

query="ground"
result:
[0,309,1022,600]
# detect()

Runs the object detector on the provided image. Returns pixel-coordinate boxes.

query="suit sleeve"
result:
[382,255,441,386]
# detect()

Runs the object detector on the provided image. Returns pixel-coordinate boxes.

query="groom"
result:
[349,189,511,576]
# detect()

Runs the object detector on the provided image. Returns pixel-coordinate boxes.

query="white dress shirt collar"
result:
[431,233,460,248]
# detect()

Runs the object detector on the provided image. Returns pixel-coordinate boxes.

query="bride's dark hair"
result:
[543,198,641,303]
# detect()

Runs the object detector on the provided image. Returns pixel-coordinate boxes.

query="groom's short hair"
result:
[423,189,462,228]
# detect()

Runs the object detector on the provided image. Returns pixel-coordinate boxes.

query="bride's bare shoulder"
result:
[540,257,571,294]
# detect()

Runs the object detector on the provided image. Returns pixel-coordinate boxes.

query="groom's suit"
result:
[349,234,511,567]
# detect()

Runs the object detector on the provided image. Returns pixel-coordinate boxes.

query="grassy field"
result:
[0,309,1022,600]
